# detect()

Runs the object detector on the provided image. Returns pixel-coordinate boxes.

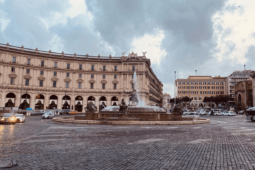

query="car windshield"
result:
[44,112,52,115]
[3,113,14,117]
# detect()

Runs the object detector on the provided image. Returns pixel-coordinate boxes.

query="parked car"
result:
[238,110,244,114]
[199,110,206,115]
[183,110,190,115]
[42,111,55,119]
[15,114,25,123]
[0,113,17,124]
[29,110,45,116]
[183,112,199,118]
[222,111,236,116]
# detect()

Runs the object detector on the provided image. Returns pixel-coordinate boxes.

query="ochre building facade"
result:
[0,43,163,111]
[176,76,228,105]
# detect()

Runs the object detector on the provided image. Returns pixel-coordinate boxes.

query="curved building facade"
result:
[0,43,163,111]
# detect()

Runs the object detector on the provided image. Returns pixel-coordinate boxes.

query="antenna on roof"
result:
[244,64,246,70]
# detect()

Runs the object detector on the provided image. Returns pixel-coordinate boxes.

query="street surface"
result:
[1,115,255,169]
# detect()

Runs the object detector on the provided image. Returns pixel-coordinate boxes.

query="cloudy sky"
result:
[1,0,255,97]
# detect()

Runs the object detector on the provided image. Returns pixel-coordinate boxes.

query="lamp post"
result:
[195,70,197,108]
[174,71,176,105]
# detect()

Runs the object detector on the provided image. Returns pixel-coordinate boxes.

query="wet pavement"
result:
[0,115,255,169]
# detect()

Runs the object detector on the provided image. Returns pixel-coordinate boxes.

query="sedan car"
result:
[15,114,25,123]
[0,113,17,124]
[42,111,55,119]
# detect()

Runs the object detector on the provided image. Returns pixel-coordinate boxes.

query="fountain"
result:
[53,69,209,125]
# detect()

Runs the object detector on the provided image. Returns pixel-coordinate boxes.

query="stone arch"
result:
[111,96,118,106]
[49,95,58,109]
[87,96,95,104]
[35,94,44,110]
[5,92,16,107]
[62,95,71,109]
[75,96,83,112]
[19,93,31,109]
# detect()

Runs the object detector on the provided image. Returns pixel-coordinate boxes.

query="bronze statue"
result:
[35,100,44,110]
[119,99,128,116]
[75,101,83,112]
[5,99,15,107]
[19,100,30,110]
[85,102,97,113]
[99,102,107,111]
[172,105,183,115]
[62,101,70,109]
[48,101,57,109]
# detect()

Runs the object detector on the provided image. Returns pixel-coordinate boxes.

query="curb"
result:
[52,117,210,125]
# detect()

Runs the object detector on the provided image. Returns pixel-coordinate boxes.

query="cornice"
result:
[101,80,107,84]
[112,80,119,84]
[77,79,84,83]
[64,77,71,82]
[51,77,58,81]
[89,79,95,83]
[38,76,45,81]
[23,74,32,79]
[9,73,17,78]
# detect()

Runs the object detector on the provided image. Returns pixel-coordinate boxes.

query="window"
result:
[27,59,30,65]
[66,73,70,77]
[178,86,181,89]
[65,82,69,88]
[203,82,206,85]
[200,91,202,94]
[132,83,134,89]
[67,63,70,69]
[183,86,185,89]
[187,91,189,94]
[208,91,211,94]
[102,75,106,79]
[178,82,181,85]
[91,74,94,78]
[41,60,44,67]
[187,82,189,85]
[102,83,105,89]
[132,75,134,79]
[207,82,211,85]
[54,62,57,68]
[114,65,117,71]
[220,86,224,89]
[53,81,57,87]
[10,78,15,85]
[216,86,219,89]
[212,91,215,94]
[26,69,30,74]
[199,82,202,85]
[12,57,16,63]
[182,91,185,94]
[207,86,210,89]
[40,70,44,75]
[132,65,135,71]
[203,86,206,89]
[195,97,197,100]
[199,86,202,89]
[220,91,224,94]
[187,86,189,89]
[11,67,15,72]
[39,80,43,87]
[54,72,57,76]
[191,91,194,94]
[182,82,185,85]
[103,65,106,71]
[212,86,215,89]
[25,79,29,86]
[79,73,82,78]
[203,91,206,94]
[91,65,94,71]
[90,83,94,89]
[199,97,202,100]
[78,82,82,89]
[191,86,194,89]
[79,64,82,70]
[216,91,219,95]
[212,82,215,85]
[114,75,117,79]
[113,83,117,89]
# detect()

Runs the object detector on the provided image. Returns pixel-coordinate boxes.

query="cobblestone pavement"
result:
[1,115,255,169]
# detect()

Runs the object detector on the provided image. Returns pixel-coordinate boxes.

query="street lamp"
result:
[195,70,197,108]
[174,71,176,105]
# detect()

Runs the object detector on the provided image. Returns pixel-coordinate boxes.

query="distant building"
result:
[235,80,253,110]
[175,76,227,106]
[226,70,254,100]
[163,93,171,106]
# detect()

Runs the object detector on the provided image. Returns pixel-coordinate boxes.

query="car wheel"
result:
[251,116,255,122]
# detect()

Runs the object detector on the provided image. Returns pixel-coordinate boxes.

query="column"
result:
[44,93,49,109]
[15,92,20,108]
[95,96,99,113]
[107,96,111,106]
[83,97,87,112]
[71,95,75,110]
[30,93,35,109]
[57,94,62,109]
[1,91,5,107]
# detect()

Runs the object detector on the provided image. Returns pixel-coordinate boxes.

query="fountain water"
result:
[101,71,165,112]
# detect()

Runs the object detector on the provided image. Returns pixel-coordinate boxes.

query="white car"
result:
[183,112,199,118]
[199,110,206,115]
[42,111,55,119]
[222,111,236,116]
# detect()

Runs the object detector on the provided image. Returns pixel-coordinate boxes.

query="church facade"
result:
[0,43,163,111]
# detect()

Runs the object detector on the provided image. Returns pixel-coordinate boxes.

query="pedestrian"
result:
[211,110,214,116]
